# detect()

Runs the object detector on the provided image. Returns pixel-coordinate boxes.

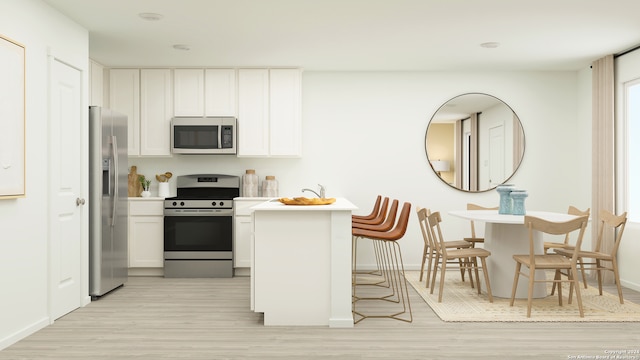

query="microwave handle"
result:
[217,126,222,149]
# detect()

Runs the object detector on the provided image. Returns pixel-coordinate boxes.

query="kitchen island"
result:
[251,198,357,327]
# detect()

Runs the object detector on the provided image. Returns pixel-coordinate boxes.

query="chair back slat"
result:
[594,209,627,255]
[524,215,589,263]
[466,203,498,238]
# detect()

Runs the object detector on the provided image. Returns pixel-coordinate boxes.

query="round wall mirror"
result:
[425,93,525,192]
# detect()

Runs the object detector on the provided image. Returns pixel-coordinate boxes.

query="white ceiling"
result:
[43,0,640,71]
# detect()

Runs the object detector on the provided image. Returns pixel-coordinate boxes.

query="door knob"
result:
[76,197,86,206]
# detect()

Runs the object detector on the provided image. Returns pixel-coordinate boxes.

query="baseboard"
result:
[234,267,250,276]
[621,279,640,292]
[0,316,49,351]
[128,268,163,277]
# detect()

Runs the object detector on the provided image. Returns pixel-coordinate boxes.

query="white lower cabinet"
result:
[234,198,270,276]
[129,199,164,275]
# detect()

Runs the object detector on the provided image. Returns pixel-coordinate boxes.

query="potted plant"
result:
[139,175,151,197]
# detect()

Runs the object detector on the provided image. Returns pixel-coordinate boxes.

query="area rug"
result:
[405,270,640,322]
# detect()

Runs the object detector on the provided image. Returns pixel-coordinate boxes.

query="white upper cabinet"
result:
[110,69,173,156]
[140,69,173,156]
[237,68,302,157]
[173,69,204,116]
[109,69,140,155]
[238,69,270,156]
[205,69,237,116]
[269,69,302,156]
[174,68,237,116]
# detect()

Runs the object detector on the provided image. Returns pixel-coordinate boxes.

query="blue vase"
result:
[496,185,514,214]
[511,190,528,215]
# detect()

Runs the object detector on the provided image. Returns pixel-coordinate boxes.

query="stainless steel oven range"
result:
[163,174,239,278]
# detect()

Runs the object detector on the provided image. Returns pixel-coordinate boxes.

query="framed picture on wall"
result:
[0,34,25,199]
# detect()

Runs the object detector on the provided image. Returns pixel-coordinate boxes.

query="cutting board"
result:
[128,166,143,197]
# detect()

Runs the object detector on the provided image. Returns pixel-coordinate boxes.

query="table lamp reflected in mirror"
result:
[431,160,450,177]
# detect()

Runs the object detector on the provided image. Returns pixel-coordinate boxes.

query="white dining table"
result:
[448,210,578,299]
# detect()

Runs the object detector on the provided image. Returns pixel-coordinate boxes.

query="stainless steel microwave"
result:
[171,117,237,154]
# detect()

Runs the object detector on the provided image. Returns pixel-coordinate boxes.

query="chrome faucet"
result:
[302,184,326,198]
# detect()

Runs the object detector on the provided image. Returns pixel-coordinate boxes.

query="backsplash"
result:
[128,156,303,198]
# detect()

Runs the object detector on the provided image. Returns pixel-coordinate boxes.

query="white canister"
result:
[262,176,278,197]
[242,169,259,197]
[158,182,170,198]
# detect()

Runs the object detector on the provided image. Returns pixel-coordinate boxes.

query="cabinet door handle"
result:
[76,197,86,206]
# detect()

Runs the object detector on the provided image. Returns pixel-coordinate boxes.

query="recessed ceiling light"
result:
[172,44,190,51]
[138,13,163,21]
[480,42,500,49]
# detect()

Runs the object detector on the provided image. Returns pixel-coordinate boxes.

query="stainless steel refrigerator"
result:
[89,106,128,298]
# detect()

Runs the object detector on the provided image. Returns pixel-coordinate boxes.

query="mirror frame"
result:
[425,93,525,193]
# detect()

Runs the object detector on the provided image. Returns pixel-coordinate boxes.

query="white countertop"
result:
[252,197,358,211]
[448,209,580,224]
[128,196,165,201]
[234,197,274,201]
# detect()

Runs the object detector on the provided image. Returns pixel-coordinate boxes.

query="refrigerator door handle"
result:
[111,135,118,227]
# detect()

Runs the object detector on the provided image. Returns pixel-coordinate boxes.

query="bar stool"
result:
[352,202,412,324]
[352,199,398,289]
[352,197,391,286]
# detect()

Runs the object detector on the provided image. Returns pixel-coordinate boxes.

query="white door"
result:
[49,58,84,320]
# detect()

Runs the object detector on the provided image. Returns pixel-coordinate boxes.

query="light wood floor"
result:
[2,275,640,360]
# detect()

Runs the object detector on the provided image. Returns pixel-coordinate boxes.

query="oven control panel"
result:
[164,199,233,210]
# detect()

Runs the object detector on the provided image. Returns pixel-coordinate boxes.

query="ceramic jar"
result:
[510,190,528,216]
[158,182,170,198]
[262,176,278,197]
[242,169,259,197]
[496,184,515,214]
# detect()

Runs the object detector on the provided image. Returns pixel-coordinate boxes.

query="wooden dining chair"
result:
[416,207,473,286]
[554,209,627,304]
[464,203,499,248]
[543,206,591,254]
[510,215,589,317]
[426,211,493,303]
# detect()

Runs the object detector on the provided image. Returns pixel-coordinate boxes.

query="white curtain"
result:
[591,54,615,282]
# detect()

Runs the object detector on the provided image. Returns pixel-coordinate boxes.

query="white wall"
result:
[0,0,88,349]
[133,70,593,271]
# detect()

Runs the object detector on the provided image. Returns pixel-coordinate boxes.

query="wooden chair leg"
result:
[510,262,521,306]
[578,257,588,289]
[465,258,480,289]
[467,258,475,289]
[480,257,493,303]
[424,250,433,289]
[429,253,440,294]
[551,278,557,296]
[612,258,624,304]
[555,270,563,306]
[572,265,585,317]
[419,244,427,281]
[527,266,535,318]
[555,270,571,306]
[438,261,447,302]
[458,258,466,282]
[473,257,481,295]
[596,259,604,296]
